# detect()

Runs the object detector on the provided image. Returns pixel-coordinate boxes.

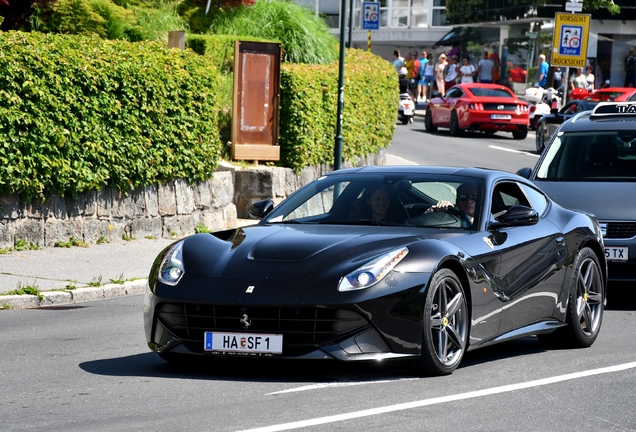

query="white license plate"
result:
[491,114,511,120]
[403,108,413,115]
[204,331,283,355]
[605,246,629,262]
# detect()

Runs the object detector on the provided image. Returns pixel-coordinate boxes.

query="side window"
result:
[490,181,530,219]
[564,103,578,114]
[446,87,462,98]
[518,183,549,216]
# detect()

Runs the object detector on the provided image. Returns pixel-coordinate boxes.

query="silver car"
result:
[519,102,636,283]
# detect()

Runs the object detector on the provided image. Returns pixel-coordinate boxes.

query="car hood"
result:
[536,181,636,221]
[180,224,452,281]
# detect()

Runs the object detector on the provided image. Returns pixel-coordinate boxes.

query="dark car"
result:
[519,102,636,284]
[535,100,599,153]
[425,83,529,139]
[145,166,606,376]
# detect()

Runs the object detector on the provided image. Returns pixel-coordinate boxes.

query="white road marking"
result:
[266,377,419,395]
[488,145,540,158]
[242,361,636,432]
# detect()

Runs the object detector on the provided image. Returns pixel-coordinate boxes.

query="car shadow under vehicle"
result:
[79,338,549,381]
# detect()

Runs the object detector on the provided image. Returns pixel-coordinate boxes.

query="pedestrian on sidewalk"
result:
[435,53,448,97]
[423,53,435,100]
[459,56,475,83]
[476,51,494,84]
[417,50,429,102]
[444,55,459,92]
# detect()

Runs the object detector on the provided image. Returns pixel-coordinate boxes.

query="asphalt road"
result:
[1,295,635,431]
[1,123,635,431]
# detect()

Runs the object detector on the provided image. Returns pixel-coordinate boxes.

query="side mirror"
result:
[249,199,275,219]
[515,167,533,179]
[489,205,539,230]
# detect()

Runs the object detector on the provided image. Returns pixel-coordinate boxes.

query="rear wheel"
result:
[538,247,604,348]
[535,122,548,152]
[413,269,468,376]
[512,126,528,140]
[424,107,437,131]
[401,114,410,125]
[449,111,462,136]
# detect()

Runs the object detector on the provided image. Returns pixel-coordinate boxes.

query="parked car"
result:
[145,166,606,376]
[535,100,599,153]
[425,83,530,139]
[519,101,636,284]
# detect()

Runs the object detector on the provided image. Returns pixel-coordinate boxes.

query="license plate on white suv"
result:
[204,332,283,355]
[605,246,628,262]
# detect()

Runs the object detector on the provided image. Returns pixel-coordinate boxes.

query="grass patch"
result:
[96,235,109,245]
[195,223,210,234]
[144,235,157,240]
[54,237,88,248]
[15,238,41,251]
[122,233,136,241]
[88,275,103,287]
[1,302,13,310]
[109,273,125,284]
[3,283,43,300]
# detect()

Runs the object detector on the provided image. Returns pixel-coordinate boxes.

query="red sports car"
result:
[585,87,636,102]
[425,83,530,139]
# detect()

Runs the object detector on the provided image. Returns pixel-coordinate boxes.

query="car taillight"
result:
[529,105,536,113]
[470,103,484,110]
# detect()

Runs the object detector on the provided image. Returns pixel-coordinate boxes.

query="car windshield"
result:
[467,88,513,98]
[263,173,484,230]
[535,130,636,181]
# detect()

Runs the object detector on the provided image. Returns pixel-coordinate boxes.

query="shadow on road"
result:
[80,337,552,381]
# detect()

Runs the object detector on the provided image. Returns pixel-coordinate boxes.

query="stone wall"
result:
[0,152,385,249]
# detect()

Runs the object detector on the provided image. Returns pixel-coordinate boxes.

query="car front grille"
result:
[157,303,369,351]
[603,222,636,239]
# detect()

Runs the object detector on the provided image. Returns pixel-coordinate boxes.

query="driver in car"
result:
[425,182,477,227]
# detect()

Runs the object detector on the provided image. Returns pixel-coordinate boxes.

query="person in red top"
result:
[411,51,422,90]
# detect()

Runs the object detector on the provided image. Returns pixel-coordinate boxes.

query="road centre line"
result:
[488,145,540,158]
[242,361,636,432]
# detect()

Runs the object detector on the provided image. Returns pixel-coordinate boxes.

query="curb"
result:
[0,280,147,310]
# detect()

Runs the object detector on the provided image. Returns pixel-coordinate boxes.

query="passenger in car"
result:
[354,186,408,223]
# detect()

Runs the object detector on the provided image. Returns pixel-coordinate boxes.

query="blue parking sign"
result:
[363,2,380,30]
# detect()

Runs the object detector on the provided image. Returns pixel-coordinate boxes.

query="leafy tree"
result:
[0,0,57,30]
[210,0,337,64]
[447,0,620,24]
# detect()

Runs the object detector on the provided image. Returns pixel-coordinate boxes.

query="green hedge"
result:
[0,32,398,200]
[0,31,223,200]
[279,49,398,171]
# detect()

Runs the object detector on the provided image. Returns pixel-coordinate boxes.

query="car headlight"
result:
[338,247,409,292]
[158,241,185,286]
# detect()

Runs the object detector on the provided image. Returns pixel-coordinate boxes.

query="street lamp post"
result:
[334,0,348,171]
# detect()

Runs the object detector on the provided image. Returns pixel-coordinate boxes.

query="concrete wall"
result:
[0,152,385,249]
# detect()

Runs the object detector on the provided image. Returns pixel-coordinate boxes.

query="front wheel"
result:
[413,269,468,376]
[424,107,437,131]
[535,122,548,152]
[539,247,604,348]
[512,126,528,140]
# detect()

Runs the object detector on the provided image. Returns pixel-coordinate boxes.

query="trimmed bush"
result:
[279,49,398,171]
[0,31,223,200]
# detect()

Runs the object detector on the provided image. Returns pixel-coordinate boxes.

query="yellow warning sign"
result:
[551,13,591,68]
